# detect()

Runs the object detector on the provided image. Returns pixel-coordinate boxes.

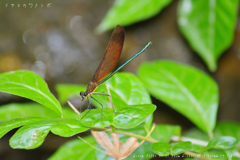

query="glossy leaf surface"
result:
[0,71,62,115]
[80,109,114,128]
[10,123,52,149]
[178,0,238,71]
[7,119,89,149]
[151,142,172,157]
[51,119,89,137]
[151,124,181,143]
[0,103,78,121]
[171,141,191,155]
[138,61,218,134]
[113,104,156,128]
[80,104,155,129]
[96,0,172,33]
[0,117,45,138]
[201,136,238,152]
[0,103,59,121]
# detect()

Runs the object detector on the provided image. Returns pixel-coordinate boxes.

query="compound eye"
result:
[80,92,85,97]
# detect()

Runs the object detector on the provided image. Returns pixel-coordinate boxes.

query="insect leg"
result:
[80,96,92,120]
[90,95,104,123]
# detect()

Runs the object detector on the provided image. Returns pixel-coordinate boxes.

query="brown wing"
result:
[91,25,125,83]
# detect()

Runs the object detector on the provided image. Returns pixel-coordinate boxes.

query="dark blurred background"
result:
[0,0,240,159]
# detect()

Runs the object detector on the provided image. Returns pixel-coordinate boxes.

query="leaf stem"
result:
[171,135,208,146]
[208,131,213,140]
[91,127,158,143]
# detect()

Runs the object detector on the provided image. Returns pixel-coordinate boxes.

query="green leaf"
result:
[201,136,238,152]
[182,125,240,155]
[208,136,238,149]
[144,114,153,130]
[49,136,97,160]
[10,122,52,149]
[183,128,209,141]
[96,0,172,33]
[80,104,155,129]
[55,84,86,105]
[171,141,191,155]
[8,119,89,149]
[187,144,201,154]
[113,104,156,129]
[80,109,114,128]
[214,122,240,140]
[178,0,239,71]
[0,103,59,121]
[0,103,78,121]
[51,119,89,137]
[93,73,152,110]
[0,117,45,138]
[0,71,62,116]
[138,60,218,134]
[62,107,79,119]
[213,125,240,160]
[223,147,237,160]
[151,142,172,157]
[151,124,181,143]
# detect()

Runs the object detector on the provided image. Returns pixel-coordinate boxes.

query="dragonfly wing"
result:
[92,25,125,83]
